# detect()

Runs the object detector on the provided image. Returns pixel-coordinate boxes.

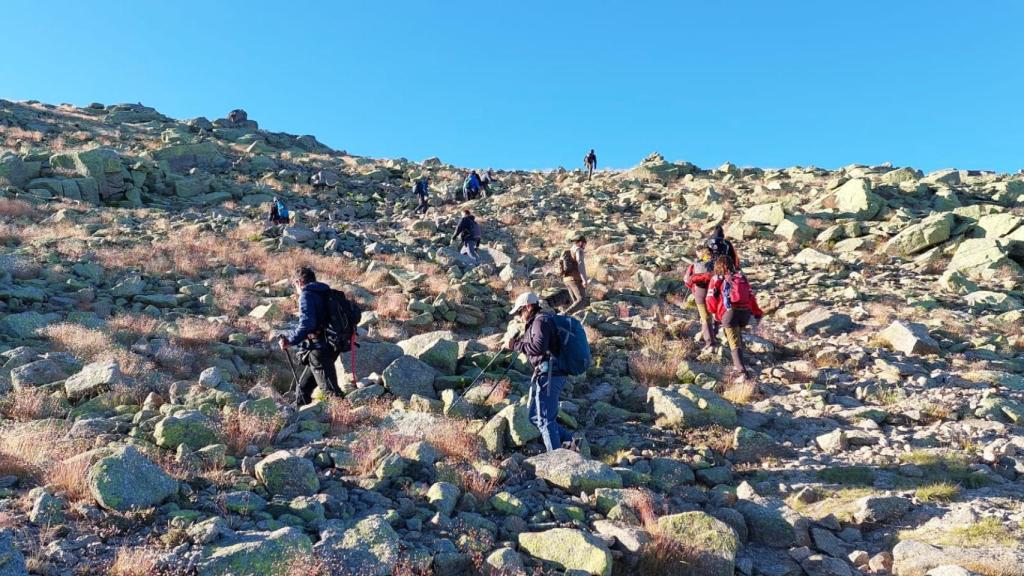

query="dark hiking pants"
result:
[297,346,341,405]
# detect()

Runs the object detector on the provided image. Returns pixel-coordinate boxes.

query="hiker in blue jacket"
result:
[507,292,573,452]
[463,171,482,200]
[277,267,342,404]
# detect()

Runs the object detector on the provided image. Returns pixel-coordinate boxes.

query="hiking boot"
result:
[561,437,581,453]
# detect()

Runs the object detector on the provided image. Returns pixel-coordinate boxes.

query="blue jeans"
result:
[528,369,569,452]
[461,239,480,261]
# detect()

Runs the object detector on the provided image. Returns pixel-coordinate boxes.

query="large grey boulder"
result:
[87,445,177,512]
[49,148,129,201]
[892,540,1024,576]
[255,451,319,497]
[154,410,220,450]
[0,528,27,576]
[885,212,954,256]
[64,360,122,401]
[198,527,313,576]
[0,153,31,188]
[1,311,56,339]
[657,512,739,576]
[397,330,459,374]
[833,178,884,220]
[381,355,438,400]
[518,528,612,576]
[943,238,1023,282]
[795,307,853,336]
[877,321,941,356]
[336,340,403,385]
[315,515,400,576]
[742,202,786,226]
[524,449,622,493]
[10,359,66,390]
[852,495,911,524]
[647,385,737,429]
[976,212,1023,238]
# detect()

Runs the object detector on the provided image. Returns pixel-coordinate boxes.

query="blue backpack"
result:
[551,314,591,376]
[276,201,289,218]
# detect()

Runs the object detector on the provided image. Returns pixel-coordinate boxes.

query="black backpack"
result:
[559,249,579,277]
[323,289,362,353]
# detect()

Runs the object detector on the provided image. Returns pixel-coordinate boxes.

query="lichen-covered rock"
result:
[0,528,28,576]
[518,528,612,576]
[254,451,319,497]
[64,360,122,401]
[381,355,438,400]
[87,445,176,511]
[877,321,941,356]
[833,177,884,220]
[657,512,739,576]
[525,449,622,493]
[647,385,737,429]
[198,527,312,576]
[154,410,220,450]
[316,515,400,576]
[397,330,459,374]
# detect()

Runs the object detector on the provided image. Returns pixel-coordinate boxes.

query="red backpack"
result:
[728,272,752,307]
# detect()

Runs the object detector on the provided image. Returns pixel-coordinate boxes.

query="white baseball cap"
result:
[510,291,540,315]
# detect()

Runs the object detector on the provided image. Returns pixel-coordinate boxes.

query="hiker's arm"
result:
[286,292,318,345]
[518,317,550,358]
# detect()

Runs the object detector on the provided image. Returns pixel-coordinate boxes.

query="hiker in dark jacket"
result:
[277,267,342,404]
[507,292,572,452]
[706,225,740,271]
[413,177,430,215]
[584,149,597,181]
[268,197,289,225]
[452,209,482,261]
[480,169,494,196]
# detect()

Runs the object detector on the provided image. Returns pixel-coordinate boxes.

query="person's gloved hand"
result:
[502,319,525,349]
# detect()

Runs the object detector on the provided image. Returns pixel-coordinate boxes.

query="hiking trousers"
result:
[528,368,569,452]
[692,285,716,346]
[461,239,480,260]
[721,307,752,373]
[416,194,428,214]
[563,276,589,316]
[297,346,341,405]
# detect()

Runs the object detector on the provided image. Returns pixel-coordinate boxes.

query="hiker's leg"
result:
[296,364,317,405]
[533,372,565,452]
[722,309,745,373]
[563,278,585,315]
[308,348,341,398]
[322,348,342,395]
[692,286,714,346]
[527,376,541,438]
[549,375,570,446]
[468,240,480,260]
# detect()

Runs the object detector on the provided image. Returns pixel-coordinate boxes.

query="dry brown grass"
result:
[628,330,691,388]
[173,317,230,349]
[0,387,67,421]
[0,198,40,219]
[41,322,113,360]
[0,125,45,143]
[350,430,418,477]
[375,291,410,321]
[47,457,92,502]
[221,411,284,456]
[722,380,757,404]
[326,398,388,436]
[108,547,162,576]
[108,313,161,343]
[41,321,158,378]
[456,466,502,502]
[431,419,484,464]
[0,422,91,497]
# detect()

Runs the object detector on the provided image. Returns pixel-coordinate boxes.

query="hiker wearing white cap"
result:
[507,292,573,452]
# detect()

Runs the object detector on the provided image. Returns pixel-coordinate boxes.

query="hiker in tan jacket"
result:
[560,234,590,316]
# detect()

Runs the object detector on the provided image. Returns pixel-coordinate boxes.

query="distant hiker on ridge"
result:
[481,169,494,196]
[463,170,482,201]
[413,176,430,215]
[584,149,597,181]
[268,196,290,225]
[453,208,482,261]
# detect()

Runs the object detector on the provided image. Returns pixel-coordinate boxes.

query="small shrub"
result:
[817,466,876,486]
[915,482,960,503]
[222,411,284,456]
[0,198,39,219]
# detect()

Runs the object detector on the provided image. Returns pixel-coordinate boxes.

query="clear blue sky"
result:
[2,1,1022,173]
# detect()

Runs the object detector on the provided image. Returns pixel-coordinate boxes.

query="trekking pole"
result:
[283,348,301,401]
[452,351,509,405]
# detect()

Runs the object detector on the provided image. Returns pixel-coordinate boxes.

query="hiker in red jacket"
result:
[706,256,763,381]
[683,244,717,351]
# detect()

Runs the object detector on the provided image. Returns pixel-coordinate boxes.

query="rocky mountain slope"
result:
[1,98,1024,576]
